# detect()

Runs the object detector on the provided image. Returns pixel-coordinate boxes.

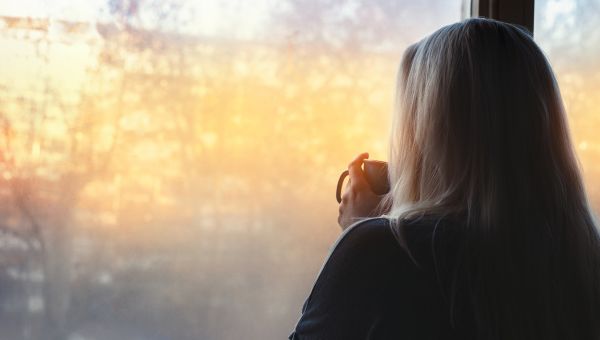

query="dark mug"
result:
[336,159,390,203]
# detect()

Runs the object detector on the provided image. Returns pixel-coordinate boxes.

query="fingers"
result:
[348,152,369,167]
[348,152,369,190]
[338,152,372,229]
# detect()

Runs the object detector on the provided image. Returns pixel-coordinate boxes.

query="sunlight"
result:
[187,0,274,39]
[0,0,104,21]
[0,0,275,39]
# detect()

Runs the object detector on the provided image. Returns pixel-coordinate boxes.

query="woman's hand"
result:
[338,152,385,230]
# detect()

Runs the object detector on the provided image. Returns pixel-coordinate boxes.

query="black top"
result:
[288,217,467,340]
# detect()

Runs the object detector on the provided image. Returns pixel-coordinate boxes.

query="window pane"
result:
[0,1,461,339]
[535,0,600,211]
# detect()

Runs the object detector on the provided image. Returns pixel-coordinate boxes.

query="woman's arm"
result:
[288,219,413,340]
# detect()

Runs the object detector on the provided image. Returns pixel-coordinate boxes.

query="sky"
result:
[0,0,277,40]
[0,0,585,41]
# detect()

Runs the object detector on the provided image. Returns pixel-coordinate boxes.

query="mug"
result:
[336,159,390,203]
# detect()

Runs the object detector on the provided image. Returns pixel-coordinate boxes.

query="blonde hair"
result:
[384,18,600,340]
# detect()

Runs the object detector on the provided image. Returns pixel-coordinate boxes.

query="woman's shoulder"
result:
[314,217,440,303]
[336,217,394,246]
[335,216,460,253]
[328,218,402,264]
[329,216,462,274]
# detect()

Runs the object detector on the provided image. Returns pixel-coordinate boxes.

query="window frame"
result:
[470,0,535,35]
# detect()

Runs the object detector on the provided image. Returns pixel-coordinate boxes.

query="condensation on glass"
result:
[2,1,554,339]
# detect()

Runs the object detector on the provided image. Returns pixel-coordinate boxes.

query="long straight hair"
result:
[384,18,600,339]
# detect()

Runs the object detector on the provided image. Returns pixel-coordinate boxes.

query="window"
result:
[0,1,475,339]
[534,0,600,208]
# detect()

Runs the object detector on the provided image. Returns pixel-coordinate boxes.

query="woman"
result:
[289,18,600,340]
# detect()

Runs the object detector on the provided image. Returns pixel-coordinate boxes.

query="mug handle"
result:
[336,170,349,203]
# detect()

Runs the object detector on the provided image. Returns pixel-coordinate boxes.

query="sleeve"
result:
[288,219,407,340]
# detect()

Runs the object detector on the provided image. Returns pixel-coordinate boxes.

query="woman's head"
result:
[386,18,600,340]
[389,18,589,224]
